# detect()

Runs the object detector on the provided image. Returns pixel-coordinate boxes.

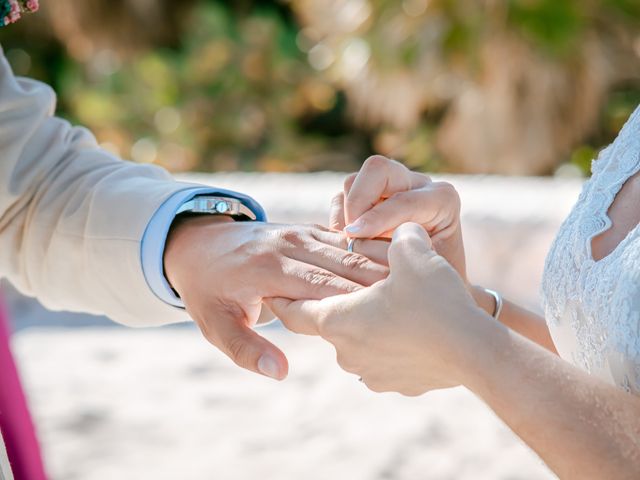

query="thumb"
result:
[387,222,434,273]
[265,297,323,336]
[200,304,289,380]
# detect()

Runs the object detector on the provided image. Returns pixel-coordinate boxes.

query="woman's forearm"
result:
[470,286,557,354]
[458,315,640,479]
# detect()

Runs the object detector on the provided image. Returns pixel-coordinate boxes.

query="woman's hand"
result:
[330,156,558,350]
[330,155,467,283]
[271,224,640,479]
[267,223,488,395]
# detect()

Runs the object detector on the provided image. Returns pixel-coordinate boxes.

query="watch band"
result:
[175,196,257,221]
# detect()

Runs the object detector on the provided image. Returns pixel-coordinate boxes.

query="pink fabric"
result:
[0,293,47,480]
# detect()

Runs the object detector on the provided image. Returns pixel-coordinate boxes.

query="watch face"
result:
[214,201,230,213]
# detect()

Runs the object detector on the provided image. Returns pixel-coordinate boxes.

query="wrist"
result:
[163,215,234,294]
[468,284,497,317]
[415,293,498,389]
[450,307,512,391]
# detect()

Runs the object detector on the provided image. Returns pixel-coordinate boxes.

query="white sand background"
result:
[8,173,584,480]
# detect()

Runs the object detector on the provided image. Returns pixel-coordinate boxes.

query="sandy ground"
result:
[7,173,584,480]
[15,329,554,480]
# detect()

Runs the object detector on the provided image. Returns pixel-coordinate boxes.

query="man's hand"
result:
[163,216,389,380]
[267,223,487,395]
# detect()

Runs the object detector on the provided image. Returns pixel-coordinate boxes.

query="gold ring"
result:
[347,238,356,253]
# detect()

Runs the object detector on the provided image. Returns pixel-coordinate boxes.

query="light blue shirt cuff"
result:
[141,187,267,308]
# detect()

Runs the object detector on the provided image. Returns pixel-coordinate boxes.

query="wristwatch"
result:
[175,196,257,221]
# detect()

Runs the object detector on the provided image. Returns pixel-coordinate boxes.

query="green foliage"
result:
[507,0,585,56]
[607,0,640,18]
[2,1,367,172]
[61,2,365,172]
[0,0,638,175]
[570,145,598,175]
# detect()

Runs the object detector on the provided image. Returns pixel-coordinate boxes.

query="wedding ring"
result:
[347,238,357,254]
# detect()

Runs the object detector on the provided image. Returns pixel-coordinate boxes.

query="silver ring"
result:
[347,238,356,254]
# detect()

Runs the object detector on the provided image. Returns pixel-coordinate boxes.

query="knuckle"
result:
[389,242,414,266]
[364,379,388,393]
[330,191,344,208]
[429,255,452,273]
[279,228,305,248]
[341,252,370,271]
[335,352,359,374]
[443,181,460,198]
[438,181,461,205]
[309,223,328,233]
[401,388,426,397]
[329,218,343,231]
[343,173,357,191]
[302,268,335,288]
[407,234,428,251]
[224,334,252,367]
[392,191,415,208]
[363,155,388,171]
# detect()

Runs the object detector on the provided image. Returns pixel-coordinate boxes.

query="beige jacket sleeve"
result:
[0,47,192,327]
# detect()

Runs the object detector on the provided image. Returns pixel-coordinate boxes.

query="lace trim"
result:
[575,105,640,268]
[541,105,640,390]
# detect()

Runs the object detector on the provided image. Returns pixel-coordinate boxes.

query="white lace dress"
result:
[541,105,640,394]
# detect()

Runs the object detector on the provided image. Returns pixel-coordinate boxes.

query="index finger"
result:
[265,297,324,336]
[345,156,429,225]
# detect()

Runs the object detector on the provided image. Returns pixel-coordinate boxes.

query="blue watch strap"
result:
[141,187,266,308]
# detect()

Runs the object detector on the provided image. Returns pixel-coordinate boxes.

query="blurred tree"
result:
[48,0,198,59]
[0,0,638,175]
[289,0,640,174]
[1,0,368,172]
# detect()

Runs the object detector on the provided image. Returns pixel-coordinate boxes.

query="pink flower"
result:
[1,0,38,26]
[25,0,38,12]
[4,0,21,24]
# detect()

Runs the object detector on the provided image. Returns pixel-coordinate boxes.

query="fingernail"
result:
[345,219,364,234]
[258,354,281,380]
